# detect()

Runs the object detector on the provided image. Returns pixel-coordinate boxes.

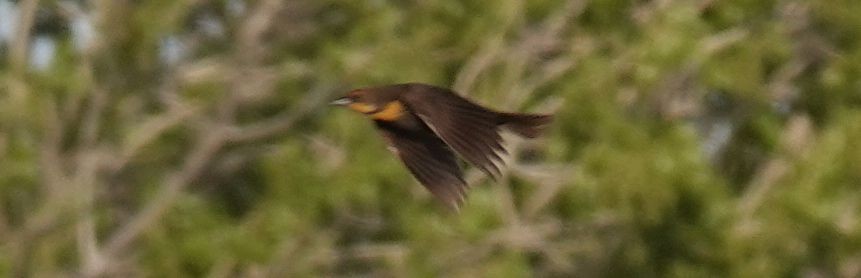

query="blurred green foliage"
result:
[1,0,861,277]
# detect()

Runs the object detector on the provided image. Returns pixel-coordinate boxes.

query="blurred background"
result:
[1,0,861,276]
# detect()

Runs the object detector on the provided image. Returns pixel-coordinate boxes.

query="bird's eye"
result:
[350,96,366,104]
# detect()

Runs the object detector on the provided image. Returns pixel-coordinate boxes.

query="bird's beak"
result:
[330,97,353,106]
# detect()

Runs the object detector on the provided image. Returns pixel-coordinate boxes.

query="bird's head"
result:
[330,89,382,114]
[332,86,408,121]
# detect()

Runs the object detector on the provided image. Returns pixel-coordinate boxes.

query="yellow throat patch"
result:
[347,102,378,114]
[370,101,404,121]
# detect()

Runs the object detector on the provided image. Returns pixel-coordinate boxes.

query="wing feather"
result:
[400,85,508,179]
[375,121,468,210]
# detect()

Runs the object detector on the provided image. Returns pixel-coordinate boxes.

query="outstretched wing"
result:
[375,121,468,210]
[399,85,507,179]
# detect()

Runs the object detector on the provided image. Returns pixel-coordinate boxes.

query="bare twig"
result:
[74,150,107,277]
[226,84,337,143]
[738,115,813,217]
[100,125,229,259]
[516,163,575,218]
[7,98,74,276]
[110,103,199,172]
[0,136,7,237]
[452,36,503,94]
[72,85,111,276]
[9,0,40,73]
[502,0,586,108]
[95,0,291,273]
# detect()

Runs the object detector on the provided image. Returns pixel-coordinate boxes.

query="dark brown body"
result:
[333,83,552,210]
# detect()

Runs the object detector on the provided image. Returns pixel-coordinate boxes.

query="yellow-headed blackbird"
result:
[332,83,552,210]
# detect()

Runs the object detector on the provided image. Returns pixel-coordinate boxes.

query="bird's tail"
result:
[497,112,553,138]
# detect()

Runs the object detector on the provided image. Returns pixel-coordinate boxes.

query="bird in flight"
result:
[332,83,552,211]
